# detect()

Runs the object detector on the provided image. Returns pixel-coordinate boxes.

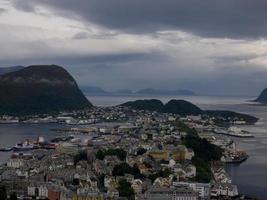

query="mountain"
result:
[81,86,109,94]
[121,99,258,124]
[0,65,92,115]
[255,88,267,102]
[115,89,133,94]
[164,99,202,115]
[0,66,24,75]
[122,99,164,111]
[121,99,201,115]
[136,88,196,96]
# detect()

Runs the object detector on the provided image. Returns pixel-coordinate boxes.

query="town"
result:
[0,106,256,200]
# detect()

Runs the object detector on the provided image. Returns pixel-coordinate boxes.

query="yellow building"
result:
[149,150,170,161]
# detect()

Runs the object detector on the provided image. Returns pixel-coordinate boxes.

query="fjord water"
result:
[0,95,266,198]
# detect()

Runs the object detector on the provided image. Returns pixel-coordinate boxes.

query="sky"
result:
[1,0,267,96]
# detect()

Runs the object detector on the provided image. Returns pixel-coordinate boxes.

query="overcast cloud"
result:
[0,0,267,96]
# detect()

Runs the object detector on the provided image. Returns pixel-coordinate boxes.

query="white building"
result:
[7,159,24,168]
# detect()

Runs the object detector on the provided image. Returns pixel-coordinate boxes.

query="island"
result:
[255,87,267,103]
[121,99,258,125]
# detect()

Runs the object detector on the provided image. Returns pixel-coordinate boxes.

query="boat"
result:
[228,126,253,138]
[223,151,249,164]
[214,127,253,138]
[0,119,19,124]
[0,147,13,152]
[13,140,35,151]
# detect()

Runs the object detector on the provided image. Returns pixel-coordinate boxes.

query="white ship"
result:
[214,127,253,138]
[228,126,253,138]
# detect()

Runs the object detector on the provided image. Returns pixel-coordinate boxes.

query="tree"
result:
[136,148,147,155]
[96,148,127,161]
[9,192,17,200]
[74,150,88,165]
[0,186,7,200]
[181,123,223,161]
[117,179,134,199]
[113,163,142,177]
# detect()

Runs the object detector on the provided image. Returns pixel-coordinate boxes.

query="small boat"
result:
[0,147,13,152]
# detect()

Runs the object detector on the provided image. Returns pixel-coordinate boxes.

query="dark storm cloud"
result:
[11,0,267,38]
[11,0,35,12]
[0,52,160,67]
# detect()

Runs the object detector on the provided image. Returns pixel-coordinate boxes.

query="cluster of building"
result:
[0,106,251,200]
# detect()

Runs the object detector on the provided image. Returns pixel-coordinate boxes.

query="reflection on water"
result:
[0,95,266,199]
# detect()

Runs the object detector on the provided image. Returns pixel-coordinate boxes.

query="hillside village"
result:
[0,106,255,200]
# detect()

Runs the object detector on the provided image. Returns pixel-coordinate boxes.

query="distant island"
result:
[136,88,196,96]
[0,66,24,75]
[81,86,109,95]
[0,65,92,115]
[121,99,258,125]
[81,86,196,96]
[255,87,267,103]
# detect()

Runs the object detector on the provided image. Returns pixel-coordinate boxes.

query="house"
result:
[39,185,49,198]
[173,182,210,200]
[145,186,198,200]
[103,156,121,167]
[107,187,119,199]
[184,164,196,178]
[149,149,170,161]
[88,177,98,190]
[27,184,48,199]
[138,164,150,175]
[48,187,61,200]
[153,177,172,187]
[211,183,238,197]
[7,159,25,168]
[104,176,117,189]
[131,179,143,194]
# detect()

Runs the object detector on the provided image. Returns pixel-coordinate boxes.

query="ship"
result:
[228,126,253,138]
[214,127,253,138]
[222,150,249,164]
[0,147,13,152]
[13,140,36,151]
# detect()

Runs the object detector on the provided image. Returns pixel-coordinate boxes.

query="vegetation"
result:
[136,148,147,155]
[163,99,202,116]
[191,157,212,183]
[182,126,223,161]
[0,187,17,200]
[74,150,88,165]
[148,173,159,183]
[147,168,172,184]
[121,99,201,116]
[117,179,134,199]
[122,99,258,123]
[96,148,127,161]
[159,168,172,178]
[9,193,18,200]
[204,110,258,125]
[0,186,7,200]
[0,65,92,115]
[112,163,141,177]
[180,123,222,182]
[122,99,164,111]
